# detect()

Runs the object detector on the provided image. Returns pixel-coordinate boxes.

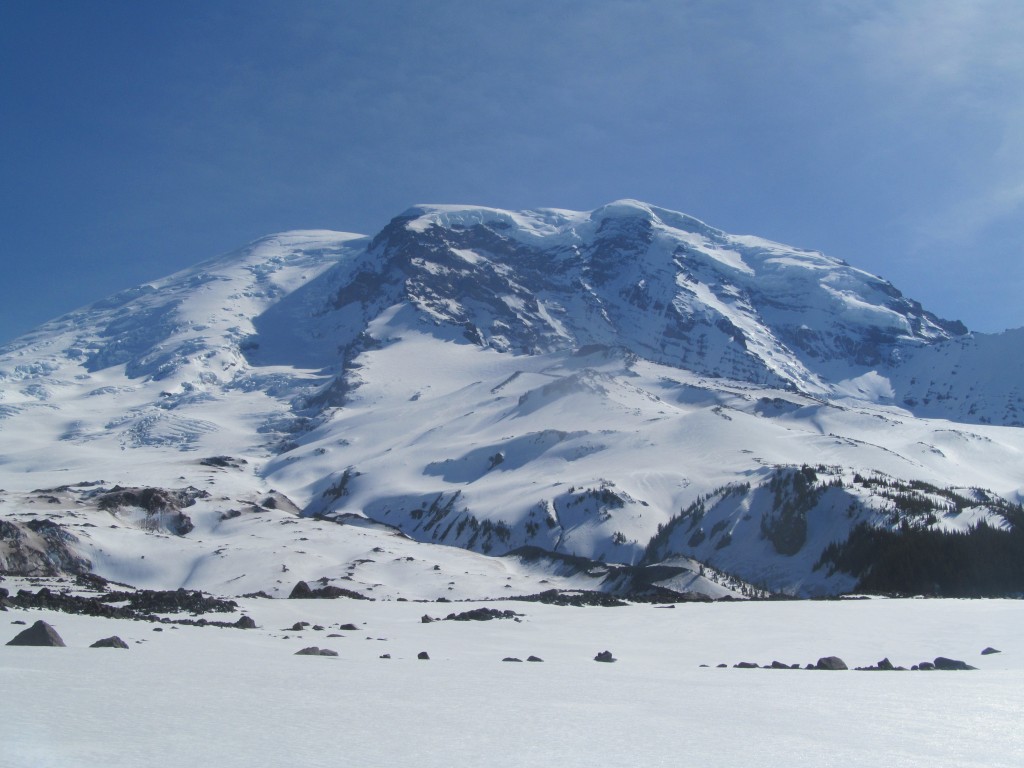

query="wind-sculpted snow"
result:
[0,202,1022,598]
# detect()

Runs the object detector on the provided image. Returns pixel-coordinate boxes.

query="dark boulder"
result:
[7,619,65,647]
[918,661,935,671]
[981,647,1001,656]
[815,656,848,671]
[734,661,759,669]
[502,657,523,662]
[234,616,256,629]
[594,650,616,663]
[527,656,544,662]
[90,636,129,649]
[934,657,976,671]
[338,623,359,631]
[418,651,430,660]
[379,653,391,659]
[289,581,314,599]
[295,646,338,657]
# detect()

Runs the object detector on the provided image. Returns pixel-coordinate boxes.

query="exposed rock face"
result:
[7,620,66,647]
[93,485,205,536]
[0,518,91,576]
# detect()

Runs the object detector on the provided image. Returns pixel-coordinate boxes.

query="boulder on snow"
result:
[90,636,129,649]
[7,619,65,647]
[234,615,256,629]
[933,656,976,671]
[527,655,544,662]
[417,651,430,660]
[289,581,314,599]
[815,656,848,671]
[594,650,616,663]
[981,647,1001,656]
[295,646,337,657]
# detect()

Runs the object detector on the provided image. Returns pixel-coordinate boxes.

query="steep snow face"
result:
[261,201,970,403]
[0,231,364,476]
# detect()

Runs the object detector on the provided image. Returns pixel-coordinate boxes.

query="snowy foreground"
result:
[2,595,1022,767]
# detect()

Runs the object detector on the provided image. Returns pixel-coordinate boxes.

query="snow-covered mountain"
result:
[2,201,1022,597]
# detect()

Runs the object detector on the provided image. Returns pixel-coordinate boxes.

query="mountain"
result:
[1,201,1022,598]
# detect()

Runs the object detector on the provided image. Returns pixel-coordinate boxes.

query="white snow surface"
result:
[1,592,1022,767]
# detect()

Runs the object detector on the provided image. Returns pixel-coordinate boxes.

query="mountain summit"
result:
[1,202,1022,597]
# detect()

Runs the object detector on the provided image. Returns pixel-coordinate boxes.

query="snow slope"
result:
[1,202,1022,598]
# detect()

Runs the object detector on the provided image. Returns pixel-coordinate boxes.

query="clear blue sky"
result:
[2,0,1023,344]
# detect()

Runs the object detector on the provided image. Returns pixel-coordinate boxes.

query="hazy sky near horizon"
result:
[2,0,1023,344]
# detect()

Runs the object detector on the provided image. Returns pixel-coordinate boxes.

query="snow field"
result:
[1,597,1022,767]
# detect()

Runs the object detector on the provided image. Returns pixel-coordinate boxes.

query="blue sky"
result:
[2,0,1023,344]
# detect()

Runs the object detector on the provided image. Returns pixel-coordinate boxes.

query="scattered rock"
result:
[981,647,1001,656]
[502,657,523,662]
[288,581,370,600]
[527,656,544,662]
[290,622,309,631]
[734,661,759,669]
[856,658,899,671]
[417,651,430,660]
[716,663,727,668]
[312,625,324,631]
[769,661,792,669]
[338,623,359,631]
[917,661,935,671]
[594,650,616,663]
[379,653,391,659]
[443,608,522,622]
[6,619,65,647]
[815,656,848,671]
[90,636,129,649]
